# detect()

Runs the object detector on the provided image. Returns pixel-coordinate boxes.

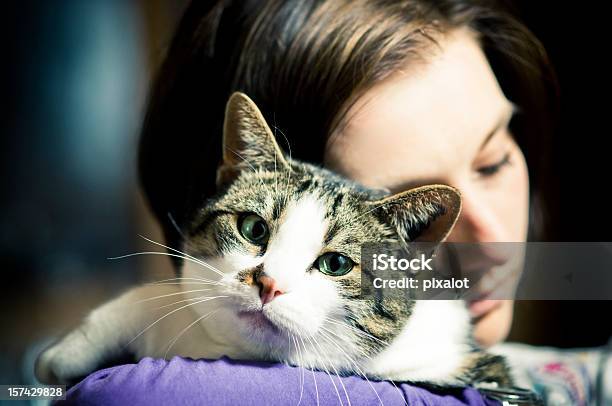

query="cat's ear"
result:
[368,185,461,243]
[217,92,289,186]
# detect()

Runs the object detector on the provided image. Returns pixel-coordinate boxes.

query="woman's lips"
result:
[463,262,521,320]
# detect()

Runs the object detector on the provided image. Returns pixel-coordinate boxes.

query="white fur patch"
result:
[263,194,328,292]
[366,300,471,383]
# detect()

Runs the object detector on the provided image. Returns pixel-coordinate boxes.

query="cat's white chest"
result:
[365,300,472,384]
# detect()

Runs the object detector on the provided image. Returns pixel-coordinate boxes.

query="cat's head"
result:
[180,92,461,367]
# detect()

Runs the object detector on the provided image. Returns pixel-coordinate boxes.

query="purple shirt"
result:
[60,356,500,405]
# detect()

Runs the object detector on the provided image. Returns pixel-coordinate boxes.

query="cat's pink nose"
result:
[256,274,284,305]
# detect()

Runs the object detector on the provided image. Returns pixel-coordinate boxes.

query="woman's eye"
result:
[477,152,511,177]
[239,214,269,245]
[315,252,354,276]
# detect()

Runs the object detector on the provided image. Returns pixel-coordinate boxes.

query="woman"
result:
[134,0,608,404]
[141,0,550,351]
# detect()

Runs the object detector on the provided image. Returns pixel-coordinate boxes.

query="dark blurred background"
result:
[1,0,189,392]
[1,0,611,395]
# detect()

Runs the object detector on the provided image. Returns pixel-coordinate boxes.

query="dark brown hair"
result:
[139,0,558,249]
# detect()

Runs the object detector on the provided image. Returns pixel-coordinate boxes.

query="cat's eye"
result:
[239,214,269,245]
[315,252,354,277]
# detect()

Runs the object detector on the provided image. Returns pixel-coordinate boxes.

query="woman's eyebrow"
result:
[478,103,518,151]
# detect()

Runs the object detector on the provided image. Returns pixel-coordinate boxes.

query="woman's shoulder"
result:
[491,341,612,405]
[60,356,499,406]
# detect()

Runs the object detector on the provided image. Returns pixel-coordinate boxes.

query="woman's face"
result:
[324,28,529,347]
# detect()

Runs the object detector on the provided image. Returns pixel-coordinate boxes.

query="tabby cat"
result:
[36,92,511,389]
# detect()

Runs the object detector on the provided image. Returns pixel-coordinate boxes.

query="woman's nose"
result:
[447,189,509,244]
[444,189,515,275]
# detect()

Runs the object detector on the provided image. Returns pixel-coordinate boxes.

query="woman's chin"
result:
[471,299,514,348]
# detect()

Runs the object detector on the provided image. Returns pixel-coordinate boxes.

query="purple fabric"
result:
[59,357,500,406]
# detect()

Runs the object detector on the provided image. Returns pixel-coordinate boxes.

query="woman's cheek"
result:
[480,144,530,243]
[500,147,530,242]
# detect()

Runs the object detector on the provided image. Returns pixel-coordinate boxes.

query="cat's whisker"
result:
[125,296,227,348]
[181,256,228,280]
[319,328,388,406]
[137,235,226,278]
[305,335,346,406]
[225,146,262,176]
[147,282,219,286]
[149,276,217,284]
[133,288,216,305]
[317,334,370,402]
[386,380,407,406]
[144,294,218,312]
[113,294,209,312]
[273,124,293,163]
[138,238,226,279]
[349,193,425,227]
[321,329,404,406]
[274,152,279,195]
[225,146,268,189]
[154,295,215,310]
[146,277,221,286]
[163,308,220,359]
[283,167,296,215]
[272,124,294,209]
[269,124,284,197]
[349,201,392,224]
[289,335,305,406]
[298,336,319,406]
[310,333,352,406]
[167,212,187,241]
[324,316,388,346]
[323,317,388,346]
[108,251,223,279]
[297,338,307,406]
[155,294,225,311]
[320,327,405,406]
[319,324,374,363]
